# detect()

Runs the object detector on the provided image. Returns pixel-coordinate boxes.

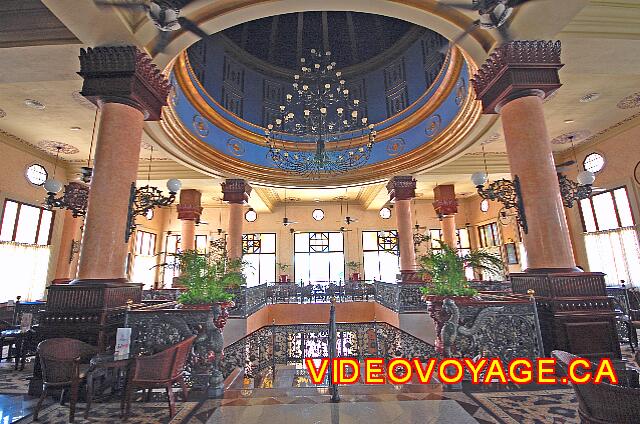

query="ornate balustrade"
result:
[220,321,438,379]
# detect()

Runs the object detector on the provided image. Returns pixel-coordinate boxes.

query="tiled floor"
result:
[0,360,580,424]
[4,345,639,424]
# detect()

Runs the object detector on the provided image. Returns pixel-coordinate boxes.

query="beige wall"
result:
[160,199,460,280]
[0,135,69,290]
[560,124,640,272]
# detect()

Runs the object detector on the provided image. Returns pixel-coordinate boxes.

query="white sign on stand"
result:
[20,313,33,332]
[114,328,132,359]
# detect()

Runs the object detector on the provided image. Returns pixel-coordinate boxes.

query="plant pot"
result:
[279,274,289,283]
[350,272,360,281]
[179,303,214,310]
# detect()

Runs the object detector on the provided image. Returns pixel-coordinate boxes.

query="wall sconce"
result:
[471,172,528,234]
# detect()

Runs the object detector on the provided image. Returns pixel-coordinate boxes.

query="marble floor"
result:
[0,358,584,424]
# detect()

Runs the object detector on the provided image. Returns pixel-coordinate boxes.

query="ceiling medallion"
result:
[37,140,79,155]
[24,99,46,110]
[192,114,210,137]
[265,49,376,179]
[0,108,6,118]
[550,130,591,145]
[617,92,640,109]
[579,92,600,103]
[481,133,501,145]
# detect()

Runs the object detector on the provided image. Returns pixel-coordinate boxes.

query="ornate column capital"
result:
[433,184,458,217]
[221,179,252,204]
[471,40,563,114]
[386,176,416,202]
[177,189,202,221]
[78,46,171,121]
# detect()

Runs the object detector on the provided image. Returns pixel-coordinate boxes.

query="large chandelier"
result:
[265,49,376,178]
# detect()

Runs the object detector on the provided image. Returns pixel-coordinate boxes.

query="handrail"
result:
[328,299,339,402]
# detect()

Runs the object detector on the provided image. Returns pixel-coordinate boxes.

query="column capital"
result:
[386,176,416,202]
[78,46,171,121]
[177,189,203,221]
[433,184,458,217]
[471,40,563,114]
[221,179,252,204]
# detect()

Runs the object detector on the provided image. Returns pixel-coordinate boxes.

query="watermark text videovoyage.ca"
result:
[305,357,618,385]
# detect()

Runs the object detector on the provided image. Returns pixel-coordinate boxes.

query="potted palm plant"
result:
[276,262,290,283]
[417,244,503,353]
[173,249,245,310]
[346,261,361,281]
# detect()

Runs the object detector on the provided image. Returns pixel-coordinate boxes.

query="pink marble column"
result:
[74,46,171,283]
[500,96,575,270]
[471,41,576,272]
[221,179,252,260]
[387,176,418,281]
[176,189,202,252]
[76,102,144,280]
[433,185,458,249]
[227,203,243,260]
[52,210,83,284]
[441,216,457,248]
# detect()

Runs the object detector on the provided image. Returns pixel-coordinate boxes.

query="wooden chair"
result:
[123,335,196,419]
[552,350,640,424]
[0,298,45,370]
[34,338,99,423]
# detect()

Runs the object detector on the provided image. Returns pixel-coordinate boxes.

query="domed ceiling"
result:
[161,12,482,187]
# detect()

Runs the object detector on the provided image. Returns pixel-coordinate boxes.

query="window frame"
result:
[242,232,276,285]
[0,198,55,245]
[582,152,606,174]
[477,222,500,248]
[578,186,635,233]
[134,230,157,256]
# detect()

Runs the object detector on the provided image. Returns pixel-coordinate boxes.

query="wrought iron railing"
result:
[220,320,438,379]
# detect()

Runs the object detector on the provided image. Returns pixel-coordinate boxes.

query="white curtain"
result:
[0,241,50,302]
[131,255,158,289]
[584,226,640,286]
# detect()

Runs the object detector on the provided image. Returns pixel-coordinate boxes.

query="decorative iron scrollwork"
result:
[476,175,528,234]
[557,173,592,208]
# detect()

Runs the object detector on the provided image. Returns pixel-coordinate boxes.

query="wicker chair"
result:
[552,350,640,423]
[123,335,196,419]
[34,338,99,423]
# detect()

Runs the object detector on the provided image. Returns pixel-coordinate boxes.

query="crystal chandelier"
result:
[265,49,376,178]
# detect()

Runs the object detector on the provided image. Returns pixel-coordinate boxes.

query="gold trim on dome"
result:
[158,63,482,187]
[172,46,463,151]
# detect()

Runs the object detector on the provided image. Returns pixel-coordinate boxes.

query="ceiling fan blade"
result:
[151,30,171,56]
[94,0,148,10]
[177,17,209,39]
[555,160,576,169]
[440,20,480,53]
[437,0,479,10]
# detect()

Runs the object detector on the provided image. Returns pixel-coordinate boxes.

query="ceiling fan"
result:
[94,0,209,55]
[282,189,298,227]
[336,197,358,225]
[436,0,541,50]
[338,226,353,233]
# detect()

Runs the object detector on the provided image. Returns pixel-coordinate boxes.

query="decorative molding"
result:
[0,128,73,163]
[37,140,79,155]
[617,92,640,110]
[550,130,591,145]
[0,108,6,119]
[78,46,171,121]
[356,183,386,209]
[387,176,416,201]
[221,179,252,204]
[471,40,563,114]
